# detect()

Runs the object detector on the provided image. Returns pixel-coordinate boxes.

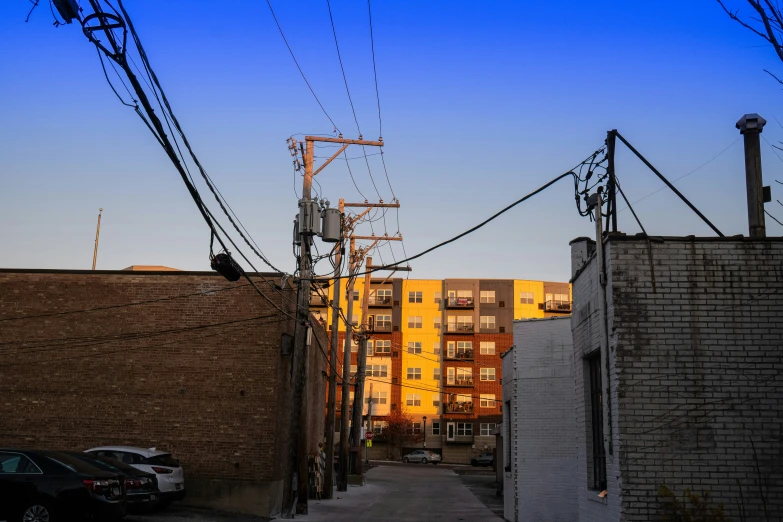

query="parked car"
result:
[402,450,441,464]
[63,451,160,511]
[471,452,494,467]
[86,446,185,506]
[0,449,126,522]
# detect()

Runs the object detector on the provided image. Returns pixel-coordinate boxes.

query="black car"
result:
[62,451,160,511]
[0,449,126,522]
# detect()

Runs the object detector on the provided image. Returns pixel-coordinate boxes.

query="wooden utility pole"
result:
[350,256,374,476]
[736,114,767,238]
[323,199,345,498]
[92,208,103,270]
[283,138,315,518]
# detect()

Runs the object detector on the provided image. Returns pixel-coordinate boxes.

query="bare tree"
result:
[718,0,783,83]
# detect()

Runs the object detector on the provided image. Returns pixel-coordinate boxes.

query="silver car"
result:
[402,450,441,464]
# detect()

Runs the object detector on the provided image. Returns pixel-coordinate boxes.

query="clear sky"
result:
[1,0,782,282]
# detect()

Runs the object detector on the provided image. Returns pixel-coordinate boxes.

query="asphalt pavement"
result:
[301,462,502,521]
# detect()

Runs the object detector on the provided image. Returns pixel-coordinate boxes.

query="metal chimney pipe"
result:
[736,114,767,238]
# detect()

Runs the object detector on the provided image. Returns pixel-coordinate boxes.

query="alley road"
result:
[302,464,502,522]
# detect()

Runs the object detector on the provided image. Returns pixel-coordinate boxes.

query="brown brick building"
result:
[0,269,327,517]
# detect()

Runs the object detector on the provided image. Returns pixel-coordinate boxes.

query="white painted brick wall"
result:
[572,237,783,522]
[504,317,577,522]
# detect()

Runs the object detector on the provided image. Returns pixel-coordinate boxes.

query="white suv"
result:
[86,446,185,505]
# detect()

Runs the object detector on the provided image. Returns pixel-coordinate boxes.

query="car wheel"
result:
[471,460,478,466]
[157,499,173,510]
[403,457,409,463]
[421,458,428,464]
[18,499,55,522]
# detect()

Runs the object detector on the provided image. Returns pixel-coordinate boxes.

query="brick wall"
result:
[509,317,577,522]
[572,236,783,521]
[0,269,326,517]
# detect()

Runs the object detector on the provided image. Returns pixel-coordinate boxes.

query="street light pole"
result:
[423,416,427,449]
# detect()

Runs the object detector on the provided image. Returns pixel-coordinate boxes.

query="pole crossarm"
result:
[350,235,403,241]
[306,136,384,146]
[312,144,349,177]
[343,202,400,208]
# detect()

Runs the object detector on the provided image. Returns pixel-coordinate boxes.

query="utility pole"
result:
[283,138,316,517]
[606,130,617,233]
[736,114,767,238]
[92,208,103,270]
[366,382,373,465]
[323,199,345,499]
[350,256,374,476]
[338,236,357,491]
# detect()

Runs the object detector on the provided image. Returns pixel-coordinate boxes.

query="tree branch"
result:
[718,0,776,41]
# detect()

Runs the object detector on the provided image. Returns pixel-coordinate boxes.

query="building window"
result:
[433,342,441,355]
[434,292,442,304]
[456,423,472,436]
[519,291,534,304]
[433,368,441,381]
[352,291,360,301]
[368,391,388,404]
[456,368,473,385]
[480,290,495,304]
[432,422,440,435]
[408,316,422,328]
[480,394,496,408]
[367,340,374,356]
[411,422,422,434]
[432,394,440,408]
[480,316,496,329]
[434,316,441,329]
[350,365,357,377]
[406,394,422,407]
[374,340,391,354]
[480,423,496,436]
[367,365,388,378]
[588,355,607,491]
[447,367,455,385]
[376,315,391,329]
[407,342,422,354]
[373,420,388,433]
[375,288,392,302]
[351,315,359,326]
[480,341,496,355]
[407,368,422,380]
[480,368,496,381]
[408,291,423,303]
[350,338,359,353]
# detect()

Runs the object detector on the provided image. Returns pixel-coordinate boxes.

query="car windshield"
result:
[144,454,180,467]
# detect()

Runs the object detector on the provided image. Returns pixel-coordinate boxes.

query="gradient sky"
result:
[1,0,782,282]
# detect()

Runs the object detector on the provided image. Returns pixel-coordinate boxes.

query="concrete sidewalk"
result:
[299,464,502,521]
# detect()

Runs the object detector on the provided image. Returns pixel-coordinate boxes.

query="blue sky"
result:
[1,0,782,281]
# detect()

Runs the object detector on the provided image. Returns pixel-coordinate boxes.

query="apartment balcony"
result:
[446,377,474,387]
[445,349,474,361]
[368,295,393,307]
[544,299,572,313]
[445,323,475,334]
[369,323,392,333]
[443,401,474,414]
[447,297,474,309]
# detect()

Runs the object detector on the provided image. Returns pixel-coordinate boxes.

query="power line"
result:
[265,0,339,133]
[325,0,361,135]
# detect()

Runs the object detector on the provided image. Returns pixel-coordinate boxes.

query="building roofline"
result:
[0,268,284,277]
[513,316,571,323]
[603,232,783,243]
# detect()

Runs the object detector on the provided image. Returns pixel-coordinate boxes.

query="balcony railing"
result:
[447,297,474,308]
[370,323,392,333]
[544,299,572,313]
[368,295,392,307]
[445,349,474,360]
[446,323,474,333]
[443,401,474,414]
[446,377,474,387]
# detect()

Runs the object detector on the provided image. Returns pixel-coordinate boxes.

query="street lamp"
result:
[422,416,427,448]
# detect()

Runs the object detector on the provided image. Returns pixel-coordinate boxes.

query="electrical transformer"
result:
[298,199,321,236]
[321,207,341,242]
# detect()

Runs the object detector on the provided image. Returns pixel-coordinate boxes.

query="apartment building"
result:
[311,276,571,464]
